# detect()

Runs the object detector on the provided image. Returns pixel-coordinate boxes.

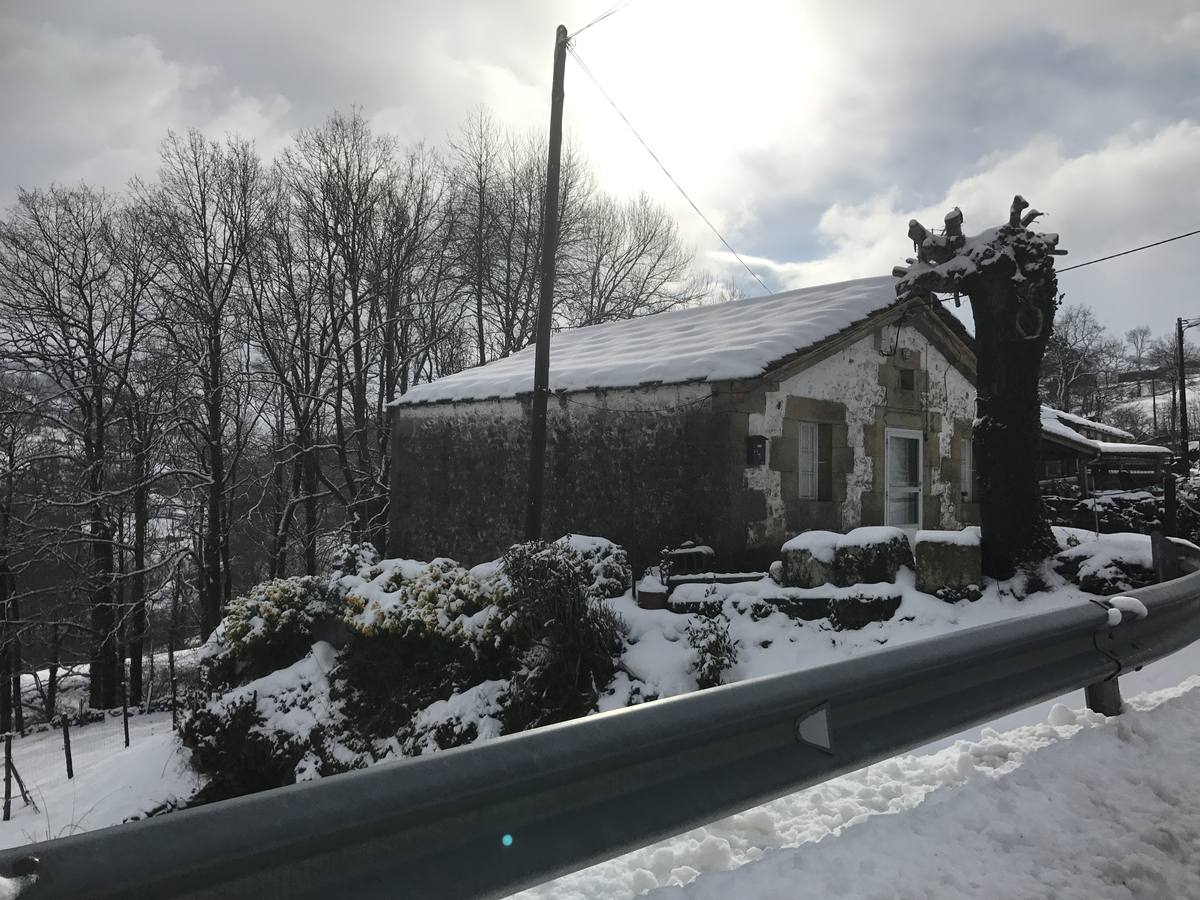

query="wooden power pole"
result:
[525,24,569,541]
[1178,317,1190,474]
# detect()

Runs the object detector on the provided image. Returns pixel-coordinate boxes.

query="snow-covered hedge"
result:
[334,557,512,740]
[202,575,337,687]
[184,642,353,798]
[496,540,629,732]
[332,538,626,744]
[343,558,508,645]
[555,534,632,600]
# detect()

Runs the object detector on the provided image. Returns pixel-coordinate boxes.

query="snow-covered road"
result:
[516,645,1200,900]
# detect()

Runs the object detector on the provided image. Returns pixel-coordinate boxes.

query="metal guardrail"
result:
[5,542,1200,899]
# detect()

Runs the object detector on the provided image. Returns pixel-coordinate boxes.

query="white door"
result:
[885,428,923,530]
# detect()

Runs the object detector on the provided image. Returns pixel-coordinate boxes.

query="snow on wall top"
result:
[392,275,899,406]
[1040,405,1171,457]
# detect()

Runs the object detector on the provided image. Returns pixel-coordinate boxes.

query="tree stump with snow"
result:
[894,197,1064,579]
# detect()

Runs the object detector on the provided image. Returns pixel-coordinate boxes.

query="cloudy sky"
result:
[2,0,1198,337]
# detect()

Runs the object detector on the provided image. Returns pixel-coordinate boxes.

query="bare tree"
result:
[1040,303,1106,414]
[245,171,336,575]
[450,110,500,368]
[280,110,400,548]
[1126,325,1152,376]
[0,185,147,707]
[139,130,270,637]
[0,103,717,678]
[563,191,703,327]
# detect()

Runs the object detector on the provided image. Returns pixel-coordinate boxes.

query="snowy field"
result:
[0,711,200,851]
[513,644,1200,900]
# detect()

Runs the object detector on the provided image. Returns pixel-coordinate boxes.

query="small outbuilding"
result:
[1039,405,1172,490]
[389,275,979,570]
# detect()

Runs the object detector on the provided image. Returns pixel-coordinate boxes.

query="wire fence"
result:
[0,648,204,822]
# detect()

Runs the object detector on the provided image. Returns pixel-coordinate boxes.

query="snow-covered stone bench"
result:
[666,580,901,630]
[914,528,982,602]
[780,531,839,589]
[781,527,914,589]
[774,528,913,628]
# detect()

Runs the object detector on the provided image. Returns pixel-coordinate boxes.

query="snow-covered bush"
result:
[555,534,632,600]
[499,540,629,731]
[334,559,512,739]
[343,558,503,642]
[400,679,510,757]
[183,643,354,800]
[329,542,381,578]
[202,575,337,687]
[686,616,738,689]
[1054,533,1156,595]
[187,536,637,799]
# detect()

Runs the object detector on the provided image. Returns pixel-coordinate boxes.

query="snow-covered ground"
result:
[1113,373,1200,425]
[0,527,1193,900]
[0,711,200,850]
[650,675,1200,899]
[603,526,1147,709]
[512,643,1200,900]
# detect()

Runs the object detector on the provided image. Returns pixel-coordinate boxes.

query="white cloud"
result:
[0,15,293,193]
[752,121,1200,334]
[2,0,1198,340]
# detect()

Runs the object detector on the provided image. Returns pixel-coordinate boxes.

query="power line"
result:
[566,44,772,295]
[1058,228,1200,274]
[569,2,633,40]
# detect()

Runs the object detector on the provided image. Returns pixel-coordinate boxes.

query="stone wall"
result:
[389,384,743,569]
[720,310,978,557]
[388,310,980,573]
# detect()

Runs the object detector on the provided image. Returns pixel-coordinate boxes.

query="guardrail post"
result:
[1165,475,1178,536]
[1085,678,1122,716]
[1151,530,1180,582]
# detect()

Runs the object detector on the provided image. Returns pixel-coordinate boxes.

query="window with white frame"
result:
[798,421,833,501]
[799,422,818,500]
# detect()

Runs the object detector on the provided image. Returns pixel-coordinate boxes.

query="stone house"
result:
[389,275,978,571]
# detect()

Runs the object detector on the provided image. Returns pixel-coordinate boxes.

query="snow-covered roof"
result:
[1093,441,1173,457]
[1040,406,1171,458]
[1048,407,1133,441]
[393,275,902,405]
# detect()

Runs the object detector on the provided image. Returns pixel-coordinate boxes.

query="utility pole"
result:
[525,24,569,541]
[1178,317,1190,474]
[1152,375,1158,435]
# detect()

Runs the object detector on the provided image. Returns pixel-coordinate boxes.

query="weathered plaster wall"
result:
[731,316,977,555]
[389,383,738,568]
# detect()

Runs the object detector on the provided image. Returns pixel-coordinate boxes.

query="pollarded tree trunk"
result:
[969,278,1058,577]
[895,196,1063,579]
